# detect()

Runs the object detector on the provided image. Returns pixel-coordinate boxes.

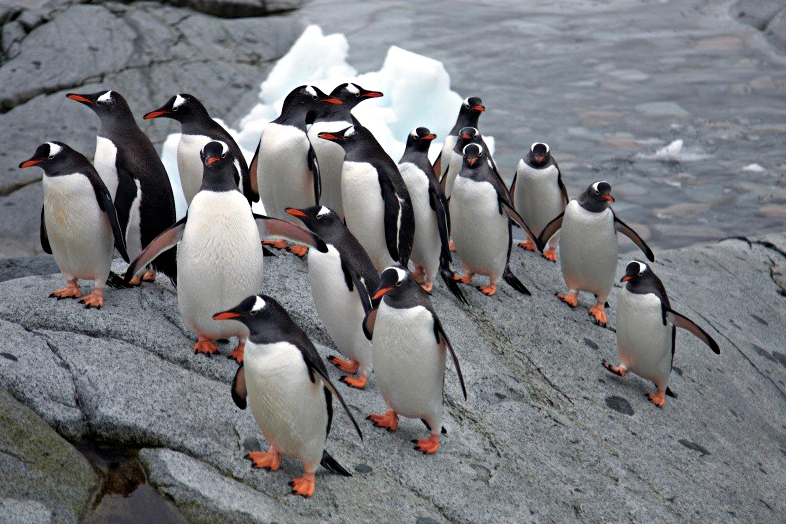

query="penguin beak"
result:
[422,134,437,141]
[318,132,343,142]
[213,310,242,320]
[360,90,383,98]
[534,155,545,164]
[461,134,471,140]
[372,287,394,300]
[602,194,615,202]
[205,156,221,165]
[286,208,308,218]
[66,93,94,105]
[321,97,343,105]
[471,105,485,112]
[468,157,478,166]
[144,109,170,119]
[620,275,632,282]
[19,158,43,168]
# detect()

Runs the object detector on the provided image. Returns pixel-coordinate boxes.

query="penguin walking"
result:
[362,266,466,454]
[510,142,567,262]
[398,127,466,303]
[124,141,327,362]
[433,96,485,191]
[318,125,415,271]
[20,142,129,308]
[251,85,340,257]
[450,144,539,296]
[603,261,720,408]
[307,83,383,219]
[67,90,177,285]
[214,294,362,498]
[143,93,257,206]
[537,181,654,326]
[285,205,380,389]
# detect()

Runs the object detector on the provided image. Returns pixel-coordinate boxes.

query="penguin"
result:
[397,127,466,303]
[318,125,415,272]
[124,141,327,362]
[20,142,129,308]
[450,143,539,296]
[285,205,380,389]
[307,83,383,219]
[537,181,654,326]
[362,266,466,454]
[66,90,177,286]
[143,93,257,206]
[440,126,498,200]
[510,142,567,262]
[603,261,720,408]
[214,294,362,498]
[433,96,485,186]
[250,85,340,257]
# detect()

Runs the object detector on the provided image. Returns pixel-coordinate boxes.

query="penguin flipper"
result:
[309,356,363,441]
[248,140,260,196]
[231,364,247,409]
[433,317,467,400]
[40,206,52,255]
[307,138,321,205]
[502,266,531,296]
[380,176,408,264]
[555,162,569,206]
[499,199,540,250]
[613,213,654,262]
[362,307,378,341]
[88,172,130,262]
[433,151,442,177]
[320,450,351,477]
[664,307,720,354]
[509,171,517,197]
[537,212,564,252]
[253,213,327,253]
[341,259,373,314]
[123,216,187,283]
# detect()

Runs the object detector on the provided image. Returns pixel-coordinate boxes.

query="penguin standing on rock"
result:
[214,294,363,498]
[21,142,129,308]
[510,142,567,262]
[433,96,485,186]
[537,181,654,326]
[603,261,720,408]
[143,93,257,206]
[67,90,177,285]
[440,126,497,200]
[318,125,415,271]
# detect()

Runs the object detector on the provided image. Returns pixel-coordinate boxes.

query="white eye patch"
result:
[251,296,266,312]
[97,91,112,103]
[46,142,62,157]
[173,94,186,109]
[305,85,317,98]
[346,83,360,94]
[317,206,331,218]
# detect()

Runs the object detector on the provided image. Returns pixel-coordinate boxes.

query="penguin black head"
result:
[285,205,341,234]
[144,94,208,122]
[213,294,288,337]
[66,90,134,122]
[317,125,357,147]
[462,143,485,168]
[331,83,383,108]
[462,96,485,115]
[372,265,411,301]
[279,85,343,125]
[578,180,614,212]
[199,140,236,192]
[529,142,551,167]
[620,260,668,304]
[621,261,652,286]
[404,127,437,152]
[19,142,80,176]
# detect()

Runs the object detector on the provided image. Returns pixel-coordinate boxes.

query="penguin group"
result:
[21,83,720,498]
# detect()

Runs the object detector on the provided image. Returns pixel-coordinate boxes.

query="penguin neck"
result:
[98,113,142,140]
[314,104,353,123]
[200,167,238,192]
[180,110,219,135]
[577,193,610,213]
[451,112,481,134]
[399,148,432,173]
[273,103,313,130]
[626,275,670,307]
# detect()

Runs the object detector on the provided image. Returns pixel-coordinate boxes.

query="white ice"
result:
[635,139,708,162]
[742,163,765,173]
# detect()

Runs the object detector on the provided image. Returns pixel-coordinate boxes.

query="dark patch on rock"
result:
[672,365,683,376]
[605,396,634,416]
[584,338,599,350]
[752,343,777,363]
[494,392,507,400]
[354,463,372,473]
[751,314,768,326]
[0,255,58,283]
[242,436,261,453]
[772,351,786,369]
[678,439,711,456]
[0,351,17,361]
[416,518,441,524]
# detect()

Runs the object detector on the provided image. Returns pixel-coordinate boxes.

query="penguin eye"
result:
[172,106,179,112]
[638,270,645,276]
[311,95,318,100]
[250,309,258,316]
[594,189,599,195]
[395,280,402,287]
[221,152,226,158]
[48,154,55,160]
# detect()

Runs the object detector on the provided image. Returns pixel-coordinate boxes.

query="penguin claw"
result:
[194,338,219,356]
[142,269,157,282]
[367,410,398,432]
[262,238,287,250]
[647,391,666,408]
[328,355,359,373]
[228,342,244,363]
[556,291,578,307]
[289,473,316,498]
[602,360,627,377]
[50,286,82,300]
[518,239,537,252]
[246,449,280,471]
[420,281,433,293]
[589,305,607,326]
[477,284,497,296]
[340,375,368,389]
[79,290,104,309]
[127,275,143,287]
[412,435,440,454]
[542,247,557,262]
[287,244,309,258]
[453,273,473,285]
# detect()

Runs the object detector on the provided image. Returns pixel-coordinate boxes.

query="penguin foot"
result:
[411,266,425,284]
[328,356,359,374]
[50,282,82,300]
[79,289,104,309]
[142,269,157,282]
[246,448,280,471]
[340,375,368,389]
[647,391,666,408]
[228,341,244,363]
[518,238,536,252]
[289,472,316,498]
[127,275,143,287]
[556,291,578,307]
[412,434,440,454]
[477,284,497,296]
[449,240,456,252]
[453,273,473,285]
[420,281,433,293]
[367,410,398,432]
[602,360,627,377]
[287,244,309,258]
[589,304,607,326]
[194,337,219,356]
[263,238,287,249]
[542,246,557,263]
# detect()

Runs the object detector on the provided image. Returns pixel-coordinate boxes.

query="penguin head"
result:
[285,205,341,233]
[199,141,237,192]
[372,265,410,300]
[200,140,233,169]
[462,143,485,168]
[405,127,437,152]
[213,294,286,334]
[317,125,356,148]
[620,261,652,286]
[456,126,480,151]
[461,96,485,117]
[529,142,551,166]
[19,142,76,175]
[66,90,133,121]
[579,181,614,211]
[144,94,207,122]
[331,83,383,108]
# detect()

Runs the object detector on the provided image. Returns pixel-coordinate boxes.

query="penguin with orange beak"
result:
[433,96,485,185]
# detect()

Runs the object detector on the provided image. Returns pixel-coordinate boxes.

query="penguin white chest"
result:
[342,161,391,269]
[93,136,119,199]
[513,162,563,236]
[308,120,349,217]
[399,163,440,279]
[177,134,212,205]
[617,290,672,388]
[257,123,312,221]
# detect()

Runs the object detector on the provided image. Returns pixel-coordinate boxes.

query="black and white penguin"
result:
[362,266,466,454]
[318,125,415,271]
[398,127,466,303]
[67,90,177,285]
[537,181,654,326]
[603,261,720,408]
[285,205,380,389]
[214,294,362,498]
[124,141,327,362]
[510,142,567,262]
[20,142,129,308]
[251,85,340,257]
[450,143,539,296]
[440,126,498,200]
[143,93,257,206]
[433,96,485,184]
[307,83,383,219]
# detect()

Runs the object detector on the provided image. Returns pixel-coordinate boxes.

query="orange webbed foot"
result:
[420,281,433,293]
[518,238,536,252]
[228,341,244,363]
[647,391,666,408]
[246,448,280,471]
[589,304,607,326]
[289,472,315,498]
[477,284,497,296]
[50,283,82,300]
[194,337,219,356]
[367,410,398,432]
[411,267,425,284]
[127,275,143,287]
[412,434,440,454]
[79,289,104,309]
[453,273,473,285]
[142,269,157,282]
[556,291,578,307]
[263,238,287,249]
[602,360,627,377]
[340,375,368,389]
[328,355,359,374]
[542,247,557,262]
[288,244,309,258]
[448,240,456,252]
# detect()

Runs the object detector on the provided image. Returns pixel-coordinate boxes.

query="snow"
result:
[742,163,765,173]
[635,139,708,162]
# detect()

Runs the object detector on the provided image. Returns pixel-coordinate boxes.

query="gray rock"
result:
[730,0,786,30]
[634,101,690,118]
[0,255,58,283]
[0,499,51,524]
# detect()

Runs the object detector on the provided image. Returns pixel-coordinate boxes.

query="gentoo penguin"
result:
[398,127,466,303]
[603,261,720,408]
[362,266,466,454]
[143,93,257,206]
[510,142,567,262]
[67,90,177,285]
[285,205,380,389]
[318,125,415,271]
[440,126,498,200]
[251,85,340,257]
[214,294,362,498]
[124,141,327,362]
[20,142,129,308]
[307,83,383,219]
[537,181,654,326]
[433,96,485,185]
[450,143,539,296]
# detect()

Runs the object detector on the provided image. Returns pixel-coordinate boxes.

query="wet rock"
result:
[635,101,689,118]
[0,255,57,283]
[731,0,786,30]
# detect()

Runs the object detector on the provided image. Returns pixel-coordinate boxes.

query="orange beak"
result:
[422,134,437,140]
[286,208,307,218]
[19,159,43,168]
[213,311,241,320]
[472,105,485,112]
[372,287,393,300]
[361,91,383,98]
[461,133,471,139]
[66,94,93,105]
[620,275,632,282]
[318,132,342,141]
[468,157,478,166]
[144,110,169,119]
[206,156,220,165]
[322,97,343,105]
[602,195,615,202]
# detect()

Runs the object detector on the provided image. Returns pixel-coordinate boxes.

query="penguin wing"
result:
[362,307,378,341]
[123,215,187,282]
[613,213,655,262]
[112,167,138,236]
[248,139,260,196]
[433,316,467,400]
[307,137,322,205]
[554,161,569,206]
[537,212,564,251]
[231,364,247,409]
[341,258,373,314]
[509,171,517,197]
[380,175,408,264]
[499,199,540,250]
[39,206,52,255]
[252,213,328,253]
[429,181,452,263]
[87,171,130,262]
[664,307,720,354]
[433,151,442,177]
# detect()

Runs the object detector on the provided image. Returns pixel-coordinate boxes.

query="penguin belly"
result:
[342,161,394,270]
[450,176,508,280]
[513,162,563,237]
[308,246,372,374]
[257,123,313,222]
[177,191,264,339]
[438,135,457,179]
[443,148,463,199]
[559,201,618,299]
[373,302,445,426]
[617,290,672,389]
[177,134,212,206]
[93,136,119,199]
[399,163,440,282]
[245,341,328,469]
[308,121,348,217]
[43,174,114,282]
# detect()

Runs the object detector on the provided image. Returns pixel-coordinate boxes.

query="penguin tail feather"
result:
[440,266,468,305]
[262,246,276,257]
[106,272,132,289]
[320,450,351,477]
[503,266,531,296]
[151,246,178,287]
[665,387,677,399]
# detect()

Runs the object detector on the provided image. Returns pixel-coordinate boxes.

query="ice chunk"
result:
[636,139,708,162]
[742,163,765,172]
